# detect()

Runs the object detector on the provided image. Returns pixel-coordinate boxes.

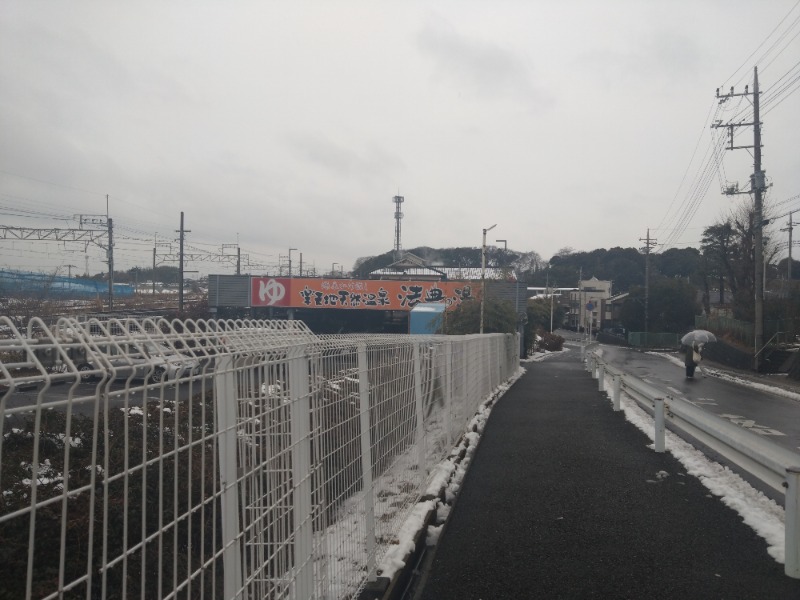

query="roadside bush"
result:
[536,330,564,352]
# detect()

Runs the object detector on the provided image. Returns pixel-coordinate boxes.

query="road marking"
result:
[690,396,718,406]
[719,413,786,436]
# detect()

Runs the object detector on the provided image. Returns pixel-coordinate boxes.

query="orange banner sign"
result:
[251,277,474,311]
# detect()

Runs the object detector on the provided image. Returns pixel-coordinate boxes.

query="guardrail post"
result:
[786,466,800,578]
[598,363,605,392]
[654,398,665,453]
[357,342,378,583]
[612,375,621,411]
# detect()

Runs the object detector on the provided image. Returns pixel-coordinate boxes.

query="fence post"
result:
[463,339,470,415]
[288,345,314,598]
[654,398,665,453]
[598,363,605,392]
[357,342,378,583]
[444,340,453,447]
[612,375,621,411]
[213,355,244,599]
[413,342,427,477]
[785,466,800,578]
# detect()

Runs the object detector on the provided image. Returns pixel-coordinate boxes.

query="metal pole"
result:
[178,212,185,313]
[612,375,621,411]
[357,342,377,582]
[789,213,793,284]
[654,398,665,452]
[753,66,764,370]
[107,216,114,310]
[481,224,496,334]
[289,248,297,277]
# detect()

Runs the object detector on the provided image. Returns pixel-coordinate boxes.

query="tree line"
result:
[354,201,800,338]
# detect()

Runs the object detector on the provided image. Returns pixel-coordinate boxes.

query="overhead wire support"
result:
[639,229,657,342]
[713,67,767,369]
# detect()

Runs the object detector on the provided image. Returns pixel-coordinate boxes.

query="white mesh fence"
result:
[0,316,518,599]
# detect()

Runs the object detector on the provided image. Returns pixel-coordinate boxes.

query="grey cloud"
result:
[416,22,550,107]
[284,133,406,184]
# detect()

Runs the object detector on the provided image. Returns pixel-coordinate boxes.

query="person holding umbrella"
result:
[684,341,704,378]
[681,330,716,379]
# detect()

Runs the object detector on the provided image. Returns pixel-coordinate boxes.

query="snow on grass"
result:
[374,367,526,581]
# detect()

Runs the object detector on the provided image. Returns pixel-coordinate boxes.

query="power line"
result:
[721,0,800,89]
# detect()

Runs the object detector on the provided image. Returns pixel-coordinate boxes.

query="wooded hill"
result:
[352,245,703,295]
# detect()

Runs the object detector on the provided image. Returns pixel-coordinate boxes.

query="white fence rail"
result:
[585,347,800,579]
[0,316,518,599]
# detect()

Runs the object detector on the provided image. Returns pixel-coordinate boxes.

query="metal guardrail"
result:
[585,348,800,579]
[0,316,519,599]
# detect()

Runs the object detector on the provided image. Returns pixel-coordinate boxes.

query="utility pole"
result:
[577,267,583,331]
[781,212,798,287]
[107,217,114,311]
[714,67,766,369]
[176,212,191,313]
[152,246,157,295]
[288,248,297,278]
[640,229,657,344]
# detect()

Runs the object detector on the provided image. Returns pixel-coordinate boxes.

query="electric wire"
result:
[721,0,800,89]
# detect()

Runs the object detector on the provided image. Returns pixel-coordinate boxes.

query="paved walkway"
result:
[411,349,800,599]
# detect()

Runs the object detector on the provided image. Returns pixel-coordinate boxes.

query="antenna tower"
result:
[393,195,404,259]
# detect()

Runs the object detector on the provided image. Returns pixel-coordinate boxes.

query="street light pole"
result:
[481,224,497,334]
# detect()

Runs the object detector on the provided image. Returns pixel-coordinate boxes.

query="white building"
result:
[568,277,612,331]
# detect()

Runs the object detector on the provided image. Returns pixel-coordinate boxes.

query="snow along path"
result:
[376,349,569,580]
[602,366,787,563]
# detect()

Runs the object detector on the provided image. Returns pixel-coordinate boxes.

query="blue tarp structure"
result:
[0,269,133,297]
[409,303,446,334]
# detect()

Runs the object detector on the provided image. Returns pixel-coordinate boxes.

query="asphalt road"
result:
[596,344,800,453]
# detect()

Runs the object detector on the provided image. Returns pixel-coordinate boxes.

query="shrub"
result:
[536,330,564,352]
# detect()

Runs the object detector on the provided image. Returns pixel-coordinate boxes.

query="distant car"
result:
[602,327,626,337]
[77,341,202,383]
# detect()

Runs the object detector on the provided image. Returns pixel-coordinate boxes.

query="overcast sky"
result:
[1,1,799,279]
